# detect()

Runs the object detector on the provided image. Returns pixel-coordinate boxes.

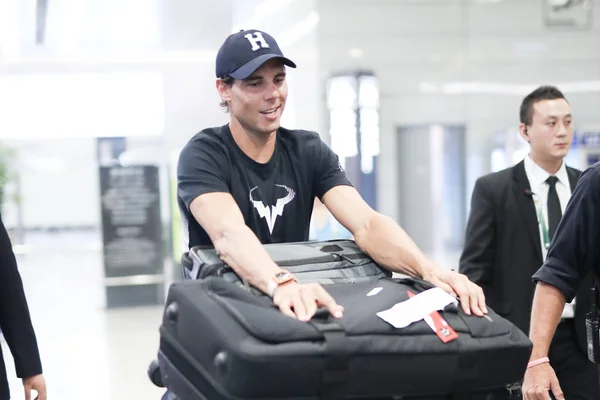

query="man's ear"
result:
[519,123,530,143]
[216,78,232,102]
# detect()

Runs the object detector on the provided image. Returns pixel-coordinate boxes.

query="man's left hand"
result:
[23,374,47,400]
[422,267,487,316]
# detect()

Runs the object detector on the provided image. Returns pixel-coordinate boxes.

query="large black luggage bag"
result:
[157,275,532,399]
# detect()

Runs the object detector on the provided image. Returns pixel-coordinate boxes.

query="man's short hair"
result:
[519,85,568,126]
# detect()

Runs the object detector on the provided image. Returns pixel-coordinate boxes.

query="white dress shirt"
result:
[523,154,574,318]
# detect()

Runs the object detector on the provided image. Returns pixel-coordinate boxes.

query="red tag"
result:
[408,290,458,343]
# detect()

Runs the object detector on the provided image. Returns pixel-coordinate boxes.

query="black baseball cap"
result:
[215,29,296,80]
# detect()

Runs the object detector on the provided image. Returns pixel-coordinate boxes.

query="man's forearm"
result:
[354,213,433,278]
[211,223,281,293]
[528,282,566,360]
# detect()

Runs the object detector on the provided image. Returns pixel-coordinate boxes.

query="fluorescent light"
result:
[419,82,440,94]
[0,0,21,61]
[418,80,600,95]
[0,49,217,67]
[349,48,364,59]
[0,72,165,139]
[46,0,85,55]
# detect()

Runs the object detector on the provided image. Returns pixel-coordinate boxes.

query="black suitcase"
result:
[156,276,531,400]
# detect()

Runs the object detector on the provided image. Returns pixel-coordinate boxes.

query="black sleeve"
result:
[312,137,353,199]
[0,215,43,378]
[532,165,600,302]
[177,136,231,210]
[459,177,496,292]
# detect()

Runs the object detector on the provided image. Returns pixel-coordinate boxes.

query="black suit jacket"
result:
[459,160,593,353]
[0,214,42,400]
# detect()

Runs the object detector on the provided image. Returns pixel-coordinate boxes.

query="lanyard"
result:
[531,194,551,250]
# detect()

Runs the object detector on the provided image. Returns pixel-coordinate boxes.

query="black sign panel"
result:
[99,165,163,279]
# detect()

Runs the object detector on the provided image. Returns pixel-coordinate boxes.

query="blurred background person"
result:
[0,212,46,400]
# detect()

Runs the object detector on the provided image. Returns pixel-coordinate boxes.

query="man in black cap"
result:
[176,29,487,322]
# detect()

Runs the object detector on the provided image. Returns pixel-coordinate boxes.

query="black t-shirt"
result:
[532,161,600,302]
[177,124,353,248]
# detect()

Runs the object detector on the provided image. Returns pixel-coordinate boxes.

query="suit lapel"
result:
[512,161,543,263]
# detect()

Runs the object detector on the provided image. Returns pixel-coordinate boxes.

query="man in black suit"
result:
[0,214,47,400]
[459,85,599,399]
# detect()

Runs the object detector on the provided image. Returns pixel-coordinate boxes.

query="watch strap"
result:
[267,279,278,298]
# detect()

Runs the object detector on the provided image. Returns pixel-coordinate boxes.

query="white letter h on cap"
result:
[244,32,270,51]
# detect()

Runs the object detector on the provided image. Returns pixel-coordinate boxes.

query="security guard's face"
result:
[524,99,573,162]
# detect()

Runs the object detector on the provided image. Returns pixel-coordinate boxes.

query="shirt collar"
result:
[524,154,569,190]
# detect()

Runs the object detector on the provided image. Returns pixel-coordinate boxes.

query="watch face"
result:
[274,271,293,283]
[275,272,290,280]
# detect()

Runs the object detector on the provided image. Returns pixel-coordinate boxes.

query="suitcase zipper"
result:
[277,252,366,267]
[210,253,373,277]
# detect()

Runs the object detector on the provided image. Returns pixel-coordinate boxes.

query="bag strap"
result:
[310,312,349,400]
[451,351,478,400]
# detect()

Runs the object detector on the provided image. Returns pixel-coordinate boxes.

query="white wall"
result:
[316,0,600,221]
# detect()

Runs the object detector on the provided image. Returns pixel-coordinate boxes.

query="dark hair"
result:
[519,85,568,126]
[219,76,235,113]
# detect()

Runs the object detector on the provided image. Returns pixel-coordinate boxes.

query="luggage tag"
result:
[407,290,458,343]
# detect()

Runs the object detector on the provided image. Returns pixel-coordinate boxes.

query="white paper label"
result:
[376,287,458,329]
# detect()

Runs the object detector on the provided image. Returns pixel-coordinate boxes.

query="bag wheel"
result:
[148,359,165,387]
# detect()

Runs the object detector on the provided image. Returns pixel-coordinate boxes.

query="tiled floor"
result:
[1,231,462,400]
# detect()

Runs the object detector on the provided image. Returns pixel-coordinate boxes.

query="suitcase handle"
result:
[309,313,348,400]
[313,307,334,320]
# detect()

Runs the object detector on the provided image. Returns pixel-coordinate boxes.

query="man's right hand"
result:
[272,282,344,322]
[522,362,564,400]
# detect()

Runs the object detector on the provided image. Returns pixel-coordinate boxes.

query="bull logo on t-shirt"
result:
[249,184,296,234]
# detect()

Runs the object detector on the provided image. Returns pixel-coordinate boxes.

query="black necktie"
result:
[546,176,561,240]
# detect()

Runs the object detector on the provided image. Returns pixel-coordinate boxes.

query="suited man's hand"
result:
[23,374,47,400]
[422,267,488,316]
